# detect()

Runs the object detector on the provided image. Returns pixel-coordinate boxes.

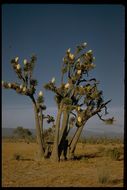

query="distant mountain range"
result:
[2,127,124,139]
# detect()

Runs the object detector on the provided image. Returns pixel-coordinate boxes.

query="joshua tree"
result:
[44,42,114,161]
[2,42,114,162]
[2,56,54,159]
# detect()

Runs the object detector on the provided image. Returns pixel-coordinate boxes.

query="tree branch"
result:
[70,112,77,118]
[91,99,112,117]
[97,113,105,121]
[77,78,99,85]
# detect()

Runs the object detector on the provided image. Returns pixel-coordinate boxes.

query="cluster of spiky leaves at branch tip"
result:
[2,55,54,124]
[2,56,37,96]
[44,42,114,125]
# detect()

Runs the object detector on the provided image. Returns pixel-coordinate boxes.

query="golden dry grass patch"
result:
[2,140,124,187]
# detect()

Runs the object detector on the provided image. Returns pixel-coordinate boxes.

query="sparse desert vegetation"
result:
[2,42,124,187]
[2,137,123,187]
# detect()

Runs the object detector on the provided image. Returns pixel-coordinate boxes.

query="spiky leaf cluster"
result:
[62,97,72,105]
[2,56,38,97]
[44,42,113,124]
[104,117,114,125]
[46,115,55,124]
[37,96,44,104]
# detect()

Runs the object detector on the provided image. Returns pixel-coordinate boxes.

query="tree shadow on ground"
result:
[14,158,34,161]
[109,178,123,185]
[20,158,34,161]
[74,153,101,160]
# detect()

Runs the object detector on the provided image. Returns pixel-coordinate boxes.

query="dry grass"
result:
[2,139,124,187]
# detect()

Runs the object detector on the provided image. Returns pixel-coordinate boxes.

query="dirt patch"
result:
[2,141,124,187]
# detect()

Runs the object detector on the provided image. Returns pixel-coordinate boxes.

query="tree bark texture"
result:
[33,103,45,158]
[50,105,63,161]
[68,120,87,159]
[58,110,69,159]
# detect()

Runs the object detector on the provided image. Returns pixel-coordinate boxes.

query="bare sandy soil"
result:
[2,140,124,187]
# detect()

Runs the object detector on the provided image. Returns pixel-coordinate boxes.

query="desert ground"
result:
[2,138,124,187]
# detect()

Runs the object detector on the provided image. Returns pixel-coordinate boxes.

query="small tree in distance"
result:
[13,126,32,141]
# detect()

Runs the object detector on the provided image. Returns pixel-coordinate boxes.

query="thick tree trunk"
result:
[58,110,69,160]
[68,121,87,159]
[33,103,45,159]
[39,108,43,135]
[50,105,62,161]
[39,108,45,146]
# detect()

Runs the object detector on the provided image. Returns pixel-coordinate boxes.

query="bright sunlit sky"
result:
[2,4,125,134]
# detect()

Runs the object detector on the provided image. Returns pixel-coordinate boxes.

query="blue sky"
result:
[2,4,125,134]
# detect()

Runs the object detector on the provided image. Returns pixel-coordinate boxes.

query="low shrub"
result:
[110,148,121,160]
[98,169,110,184]
[13,153,23,160]
[105,147,121,160]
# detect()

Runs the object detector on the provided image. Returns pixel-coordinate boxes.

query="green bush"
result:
[110,148,121,160]
[105,147,121,160]
[13,126,33,141]
[98,169,110,184]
